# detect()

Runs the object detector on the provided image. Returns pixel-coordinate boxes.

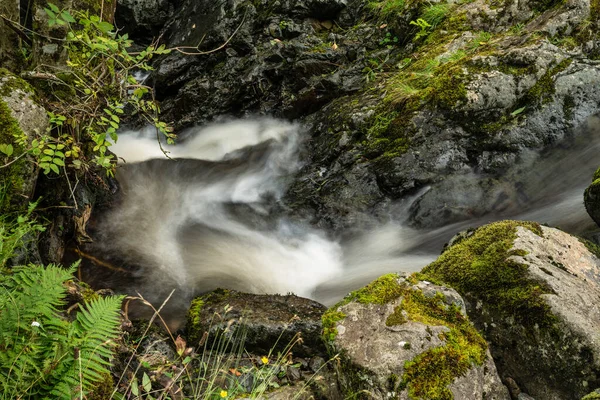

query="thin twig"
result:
[0,152,28,169]
[111,290,176,399]
[170,8,248,55]
[63,163,78,210]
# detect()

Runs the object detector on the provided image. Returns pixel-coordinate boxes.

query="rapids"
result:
[82,116,600,321]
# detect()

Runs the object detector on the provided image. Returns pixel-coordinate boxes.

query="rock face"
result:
[422,221,600,399]
[146,0,600,232]
[186,289,327,358]
[585,167,600,227]
[322,273,510,400]
[115,0,176,42]
[0,69,48,212]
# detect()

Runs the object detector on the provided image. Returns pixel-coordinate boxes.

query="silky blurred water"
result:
[86,116,600,315]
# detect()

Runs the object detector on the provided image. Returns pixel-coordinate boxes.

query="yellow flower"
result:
[220,390,228,398]
[261,356,269,365]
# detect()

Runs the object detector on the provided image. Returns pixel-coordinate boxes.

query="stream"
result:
[79,115,600,323]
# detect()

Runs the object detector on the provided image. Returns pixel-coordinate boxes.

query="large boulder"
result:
[421,220,600,399]
[585,167,600,227]
[0,69,48,213]
[322,273,510,399]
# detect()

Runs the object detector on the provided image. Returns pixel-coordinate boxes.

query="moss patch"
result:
[324,273,488,399]
[582,390,600,400]
[322,274,404,341]
[518,58,572,109]
[0,98,28,213]
[420,220,558,329]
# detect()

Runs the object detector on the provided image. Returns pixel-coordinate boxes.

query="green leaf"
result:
[43,149,55,156]
[511,106,526,117]
[53,158,65,166]
[0,143,13,156]
[61,10,76,23]
[50,164,60,174]
[44,8,56,19]
[48,3,60,13]
[97,21,114,33]
[142,373,151,393]
[131,378,139,396]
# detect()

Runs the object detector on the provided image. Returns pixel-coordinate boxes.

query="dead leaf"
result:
[74,205,93,244]
[175,335,186,357]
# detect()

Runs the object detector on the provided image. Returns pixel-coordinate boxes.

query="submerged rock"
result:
[422,220,600,399]
[322,272,509,400]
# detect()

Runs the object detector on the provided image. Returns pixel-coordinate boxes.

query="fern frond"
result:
[50,295,124,399]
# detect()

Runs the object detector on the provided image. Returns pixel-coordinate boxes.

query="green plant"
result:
[410,18,433,40]
[362,54,390,83]
[421,3,450,28]
[468,31,492,50]
[0,262,124,399]
[380,32,399,48]
[368,0,406,20]
[36,3,173,176]
[115,298,322,399]
[0,199,45,269]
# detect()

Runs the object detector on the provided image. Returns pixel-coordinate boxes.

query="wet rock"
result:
[422,221,600,399]
[323,272,509,399]
[151,0,372,128]
[186,289,327,358]
[585,167,600,227]
[115,0,176,42]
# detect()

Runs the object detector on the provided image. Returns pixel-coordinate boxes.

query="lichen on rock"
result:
[323,272,509,399]
[421,220,600,399]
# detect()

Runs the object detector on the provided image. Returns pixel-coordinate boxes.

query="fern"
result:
[0,263,124,399]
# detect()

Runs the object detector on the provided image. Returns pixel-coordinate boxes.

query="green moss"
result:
[186,289,237,342]
[520,58,572,108]
[582,390,600,400]
[421,220,558,329]
[322,273,405,341]
[322,310,347,341]
[0,98,28,213]
[593,167,600,182]
[86,373,114,400]
[592,0,600,23]
[0,68,36,98]
[579,237,600,260]
[325,273,488,399]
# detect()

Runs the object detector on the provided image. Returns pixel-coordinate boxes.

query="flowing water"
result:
[81,116,600,322]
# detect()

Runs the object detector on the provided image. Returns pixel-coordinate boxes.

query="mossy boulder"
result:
[584,167,600,227]
[0,69,48,213]
[421,220,600,399]
[186,289,327,358]
[323,272,509,400]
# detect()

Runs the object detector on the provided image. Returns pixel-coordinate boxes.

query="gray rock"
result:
[186,289,327,358]
[422,221,600,399]
[325,272,509,399]
[0,71,48,212]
